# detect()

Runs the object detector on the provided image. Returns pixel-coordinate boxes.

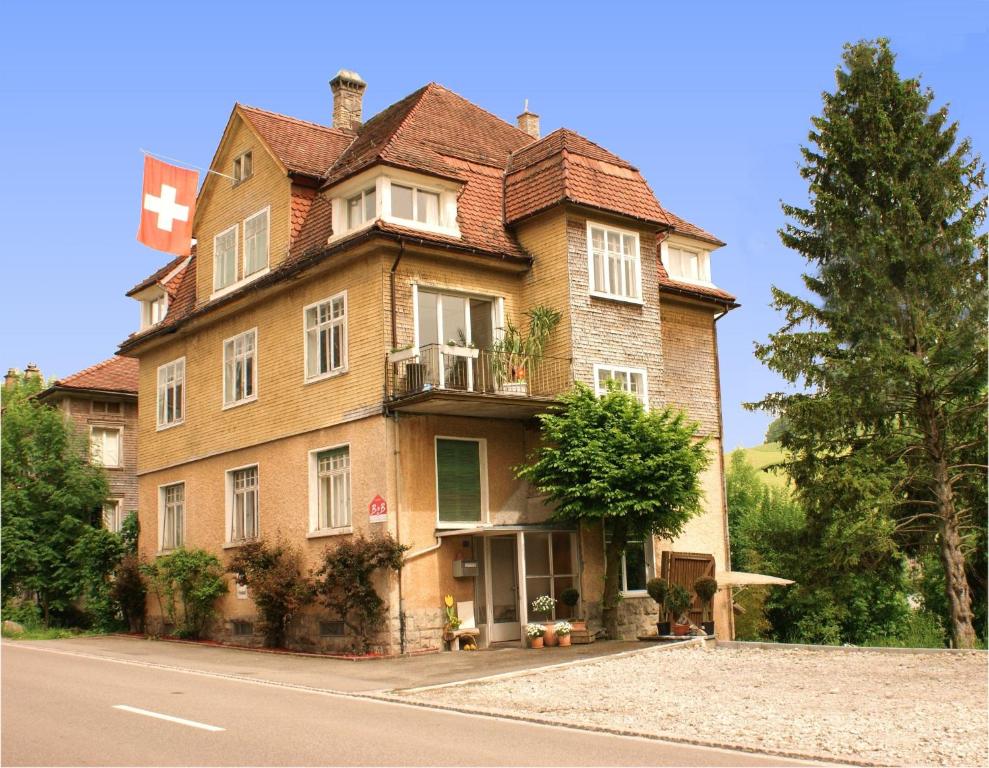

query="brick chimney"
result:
[24,362,41,381]
[516,100,540,140]
[329,69,367,131]
[4,367,18,389]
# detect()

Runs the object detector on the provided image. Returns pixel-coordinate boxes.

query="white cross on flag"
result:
[137,155,197,255]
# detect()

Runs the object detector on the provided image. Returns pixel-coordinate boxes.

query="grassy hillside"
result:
[729,441,790,488]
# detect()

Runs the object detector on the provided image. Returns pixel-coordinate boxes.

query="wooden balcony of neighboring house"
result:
[385,343,572,419]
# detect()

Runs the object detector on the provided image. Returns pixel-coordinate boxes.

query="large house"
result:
[119,71,738,652]
[33,356,140,531]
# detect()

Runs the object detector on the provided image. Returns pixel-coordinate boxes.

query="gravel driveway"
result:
[400,643,988,766]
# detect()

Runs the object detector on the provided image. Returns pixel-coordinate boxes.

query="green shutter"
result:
[436,439,482,522]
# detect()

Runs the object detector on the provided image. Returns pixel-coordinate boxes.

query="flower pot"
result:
[657,621,672,636]
[673,623,691,636]
[542,622,558,646]
[529,636,544,649]
[570,619,587,632]
[557,634,572,647]
[702,621,715,636]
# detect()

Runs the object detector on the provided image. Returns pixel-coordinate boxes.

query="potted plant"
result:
[646,577,670,635]
[491,305,561,393]
[693,576,718,636]
[559,587,585,631]
[530,594,558,645]
[554,621,573,647]
[667,583,692,636]
[526,623,546,649]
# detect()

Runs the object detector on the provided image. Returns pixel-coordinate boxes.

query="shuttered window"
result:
[436,438,483,523]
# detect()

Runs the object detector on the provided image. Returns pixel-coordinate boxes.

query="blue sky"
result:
[1,1,985,448]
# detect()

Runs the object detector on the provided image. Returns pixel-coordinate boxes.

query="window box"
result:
[388,346,419,364]
[442,343,479,359]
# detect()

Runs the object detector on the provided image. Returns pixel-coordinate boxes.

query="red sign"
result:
[137,155,197,255]
[369,495,388,523]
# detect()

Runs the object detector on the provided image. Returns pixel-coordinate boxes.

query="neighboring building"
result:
[119,70,738,651]
[35,356,140,531]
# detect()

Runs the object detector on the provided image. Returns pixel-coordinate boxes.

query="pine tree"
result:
[751,39,987,647]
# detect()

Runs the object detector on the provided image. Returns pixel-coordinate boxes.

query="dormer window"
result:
[347,187,376,229]
[141,291,168,329]
[664,245,711,284]
[390,184,439,225]
[233,151,253,184]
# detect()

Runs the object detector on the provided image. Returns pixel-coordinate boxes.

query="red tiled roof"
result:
[127,252,191,297]
[664,210,725,247]
[290,187,317,245]
[55,356,139,394]
[505,129,669,226]
[238,105,354,178]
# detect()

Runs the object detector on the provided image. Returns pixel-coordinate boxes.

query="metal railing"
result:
[387,344,572,400]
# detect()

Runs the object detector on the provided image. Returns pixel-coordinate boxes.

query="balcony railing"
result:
[387,343,572,402]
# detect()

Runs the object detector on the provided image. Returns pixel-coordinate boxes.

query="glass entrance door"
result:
[486,535,520,642]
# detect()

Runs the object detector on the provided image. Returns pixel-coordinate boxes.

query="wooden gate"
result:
[661,551,715,625]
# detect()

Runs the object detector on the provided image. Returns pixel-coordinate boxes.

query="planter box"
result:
[442,344,479,359]
[388,347,418,364]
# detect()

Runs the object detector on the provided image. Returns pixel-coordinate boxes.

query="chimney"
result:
[24,362,42,381]
[329,69,367,131]
[516,100,540,140]
[4,368,18,389]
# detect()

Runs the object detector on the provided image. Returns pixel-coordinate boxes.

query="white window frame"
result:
[142,292,168,329]
[89,425,122,468]
[593,363,649,408]
[345,187,377,232]
[586,221,643,303]
[389,182,442,227]
[605,532,654,596]
[303,291,348,383]
[102,499,123,533]
[222,328,258,409]
[243,206,270,278]
[307,443,352,536]
[225,464,259,546]
[434,436,489,529]
[158,482,185,552]
[156,357,186,430]
[662,242,712,284]
[213,223,239,293]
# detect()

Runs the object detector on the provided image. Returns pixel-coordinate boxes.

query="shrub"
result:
[693,577,718,623]
[142,548,227,639]
[314,534,408,654]
[559,587,580,609]
[112,554,146,633]
[227,540,314,647]
[667,583,692,624]
[646,578,669,612]
[70,525,126,632]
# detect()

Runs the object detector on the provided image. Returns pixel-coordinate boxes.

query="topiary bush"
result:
[667,583,692,624]
[227,539,314,648]
[646,577,669,612]
[694,577,718,623]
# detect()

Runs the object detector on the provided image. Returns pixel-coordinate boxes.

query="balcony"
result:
[386,343,572,419]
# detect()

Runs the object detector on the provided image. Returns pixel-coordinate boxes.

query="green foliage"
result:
[112,555,147,633]
[694,577,718,623]
[667,584,691,623]
[227,539,314,648]
[491,304,562,383]
[120,511,139,555]
[314,534,408,654]
[864,610,947,649]
[142,548,227,639]
[646,578,668,609]
[764,417,789,444]
[1,373,109,625]
[518,382,709,638]
[749,39,987,648]
[559,587,580,608]
[70,525,126,632]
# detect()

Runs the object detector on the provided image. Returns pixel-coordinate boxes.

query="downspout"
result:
[712,302,735,640]
[390,243,406,653]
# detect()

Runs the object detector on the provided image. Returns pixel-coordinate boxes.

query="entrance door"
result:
[487,536,521,642]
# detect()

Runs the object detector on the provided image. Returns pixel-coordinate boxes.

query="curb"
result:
[717,639,987,655]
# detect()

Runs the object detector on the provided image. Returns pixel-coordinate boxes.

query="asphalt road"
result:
[2,641,812,766]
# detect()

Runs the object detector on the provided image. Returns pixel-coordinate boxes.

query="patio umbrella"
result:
[715,570,795,587]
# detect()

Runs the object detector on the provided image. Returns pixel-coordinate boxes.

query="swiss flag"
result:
[137,155,198,255]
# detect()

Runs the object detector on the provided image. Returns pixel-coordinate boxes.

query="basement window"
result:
[319,620,346,637]
[231,620,254,636]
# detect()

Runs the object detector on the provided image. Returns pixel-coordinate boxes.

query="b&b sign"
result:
[369,495,388,523]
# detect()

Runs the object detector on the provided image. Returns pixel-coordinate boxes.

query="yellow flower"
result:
[443,594,454,608]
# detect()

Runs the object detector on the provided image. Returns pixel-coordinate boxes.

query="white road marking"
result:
[112,704,224,732]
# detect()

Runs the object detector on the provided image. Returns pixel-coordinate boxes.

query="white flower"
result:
[554,621,573,635]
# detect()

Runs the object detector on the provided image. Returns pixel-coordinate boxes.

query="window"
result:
[314,446,350,530]
[157,358,185,428]
[214,225,237,291]
[346,187,376,230]
[319,620,346,637]
[228,466,259,543]
[243,208,269,277]
[606,533,652,594]
[223,329,257,407]
[594,364,648,407]
[143,293,168,328]
[305,293,347,381]
[90,427,121,467]
[233,151,252,183]
[161,483,184,551]
[391,184,440,225]
[523,532,577,622]
[92,401,122,416]
[588,223,641,300]
[435,438,485,525]
[102,500,122,533]
[664,246,711,283]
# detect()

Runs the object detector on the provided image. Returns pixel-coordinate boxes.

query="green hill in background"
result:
[728,441,790,488]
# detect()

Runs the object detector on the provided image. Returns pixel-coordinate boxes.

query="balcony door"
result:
[416,288,496,390]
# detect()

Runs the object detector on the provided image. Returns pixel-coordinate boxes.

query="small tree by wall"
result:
[141,548,227,638]
[518,383,710,639]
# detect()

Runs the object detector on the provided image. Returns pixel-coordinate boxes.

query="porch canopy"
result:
[716,570,795,587]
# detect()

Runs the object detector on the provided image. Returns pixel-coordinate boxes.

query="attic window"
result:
[347,187,376,230]
[233,151,253,184]
[391,184,440,225]
[664,246,711,284]
[142,293,168,329]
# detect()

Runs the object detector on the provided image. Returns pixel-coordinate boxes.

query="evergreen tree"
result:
[1,372,109,624]
[518,383,709,639]
[751,39,987,647]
